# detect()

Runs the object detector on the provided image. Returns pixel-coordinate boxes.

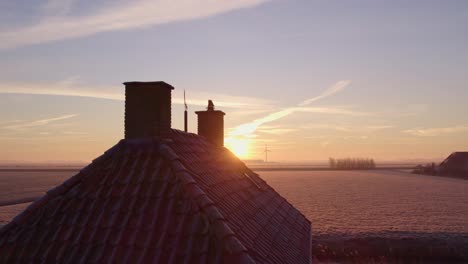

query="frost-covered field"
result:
[1,169,467,261]
[0,203,30,227]
[260,170,468,234]
[260,170,468,262]
[0,170,74,205]
[0,170,75,227]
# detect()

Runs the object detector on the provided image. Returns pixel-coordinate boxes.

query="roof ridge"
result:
[159,144,256,263]
[0,140,124,235]
[168,131,311,226]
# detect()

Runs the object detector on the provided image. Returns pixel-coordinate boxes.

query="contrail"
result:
[2,114,79,130]
[298,80,351,106]
[228,80,352,137]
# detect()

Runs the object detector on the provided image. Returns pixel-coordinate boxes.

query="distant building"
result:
[0,81,311,263]
[439,152,468,177]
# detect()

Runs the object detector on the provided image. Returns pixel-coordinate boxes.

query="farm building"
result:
[439,152,468,177]
[0,81,311,264]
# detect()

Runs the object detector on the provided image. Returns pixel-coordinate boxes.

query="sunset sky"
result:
[0,0,467,163]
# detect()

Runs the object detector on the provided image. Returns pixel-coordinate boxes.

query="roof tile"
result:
[0,129,311,263]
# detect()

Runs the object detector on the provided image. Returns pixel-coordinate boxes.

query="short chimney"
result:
[124,81,174,139]
[195,100,225,147]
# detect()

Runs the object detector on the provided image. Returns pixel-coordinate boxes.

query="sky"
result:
[0,0,467,163]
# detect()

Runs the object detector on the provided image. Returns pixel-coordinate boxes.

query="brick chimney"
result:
[195,100,225,147]
[124,81,174,139]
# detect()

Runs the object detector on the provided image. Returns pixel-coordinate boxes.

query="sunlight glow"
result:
[225,136,251,159]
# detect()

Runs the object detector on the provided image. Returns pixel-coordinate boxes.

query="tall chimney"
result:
[195,100,225,147]
[124,81,174,139]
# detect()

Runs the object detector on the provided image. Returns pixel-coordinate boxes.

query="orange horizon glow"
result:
[225,136,252,159]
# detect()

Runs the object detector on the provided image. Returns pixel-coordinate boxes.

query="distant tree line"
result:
[329,157,376,170]
[412,163,437,176]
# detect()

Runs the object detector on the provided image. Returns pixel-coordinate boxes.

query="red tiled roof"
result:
[0,130,311,264]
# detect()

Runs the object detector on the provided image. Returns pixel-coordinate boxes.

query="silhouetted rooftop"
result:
[123,81,174,89]
[440,152,468,173]
[0,129,311,263]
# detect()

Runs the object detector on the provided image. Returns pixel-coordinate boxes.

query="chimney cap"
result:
[208,100,215,111]
[123,81,174,90]
[195,100,225,115]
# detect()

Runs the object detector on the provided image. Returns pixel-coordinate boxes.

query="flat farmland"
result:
[0,169,77,226]
[1,168,467,261]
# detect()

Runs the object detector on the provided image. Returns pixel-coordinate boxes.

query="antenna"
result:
[184,90,188,132]
[264,144,271,163]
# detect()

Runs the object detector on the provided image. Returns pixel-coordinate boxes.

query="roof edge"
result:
[0,141,124,235]
[123,81,174,90]
[159,144,256,263]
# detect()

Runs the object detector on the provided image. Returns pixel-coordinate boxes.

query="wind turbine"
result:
[264,144,271,163]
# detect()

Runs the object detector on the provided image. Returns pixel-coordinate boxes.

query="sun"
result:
[225,137,250,159]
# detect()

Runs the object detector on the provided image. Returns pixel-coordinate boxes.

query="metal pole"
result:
[184,90,188,132]
[184,110,188,132]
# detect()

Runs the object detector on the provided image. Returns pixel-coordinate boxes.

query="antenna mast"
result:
[184,90,188,132]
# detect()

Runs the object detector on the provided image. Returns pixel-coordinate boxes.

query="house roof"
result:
[0,129,311,264]
[440,152,468,172]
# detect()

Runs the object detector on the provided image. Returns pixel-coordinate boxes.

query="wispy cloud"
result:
[403,125,468,137]
[224,80,353,156]
[366,125,394,131]
[178,90,274,110]
[0,0,269,49]
[342,135,369,140]
[294,106,370,116]
[298,80,351,106]
[228,80,353,137]
[62,131,89,135]
[257,126,298,135]
[0,120,24,126]
[2,114,79,130]
[41,0,76,17]
[0,79,123,100]
[302,124,393,133]
[0,79,274,109]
